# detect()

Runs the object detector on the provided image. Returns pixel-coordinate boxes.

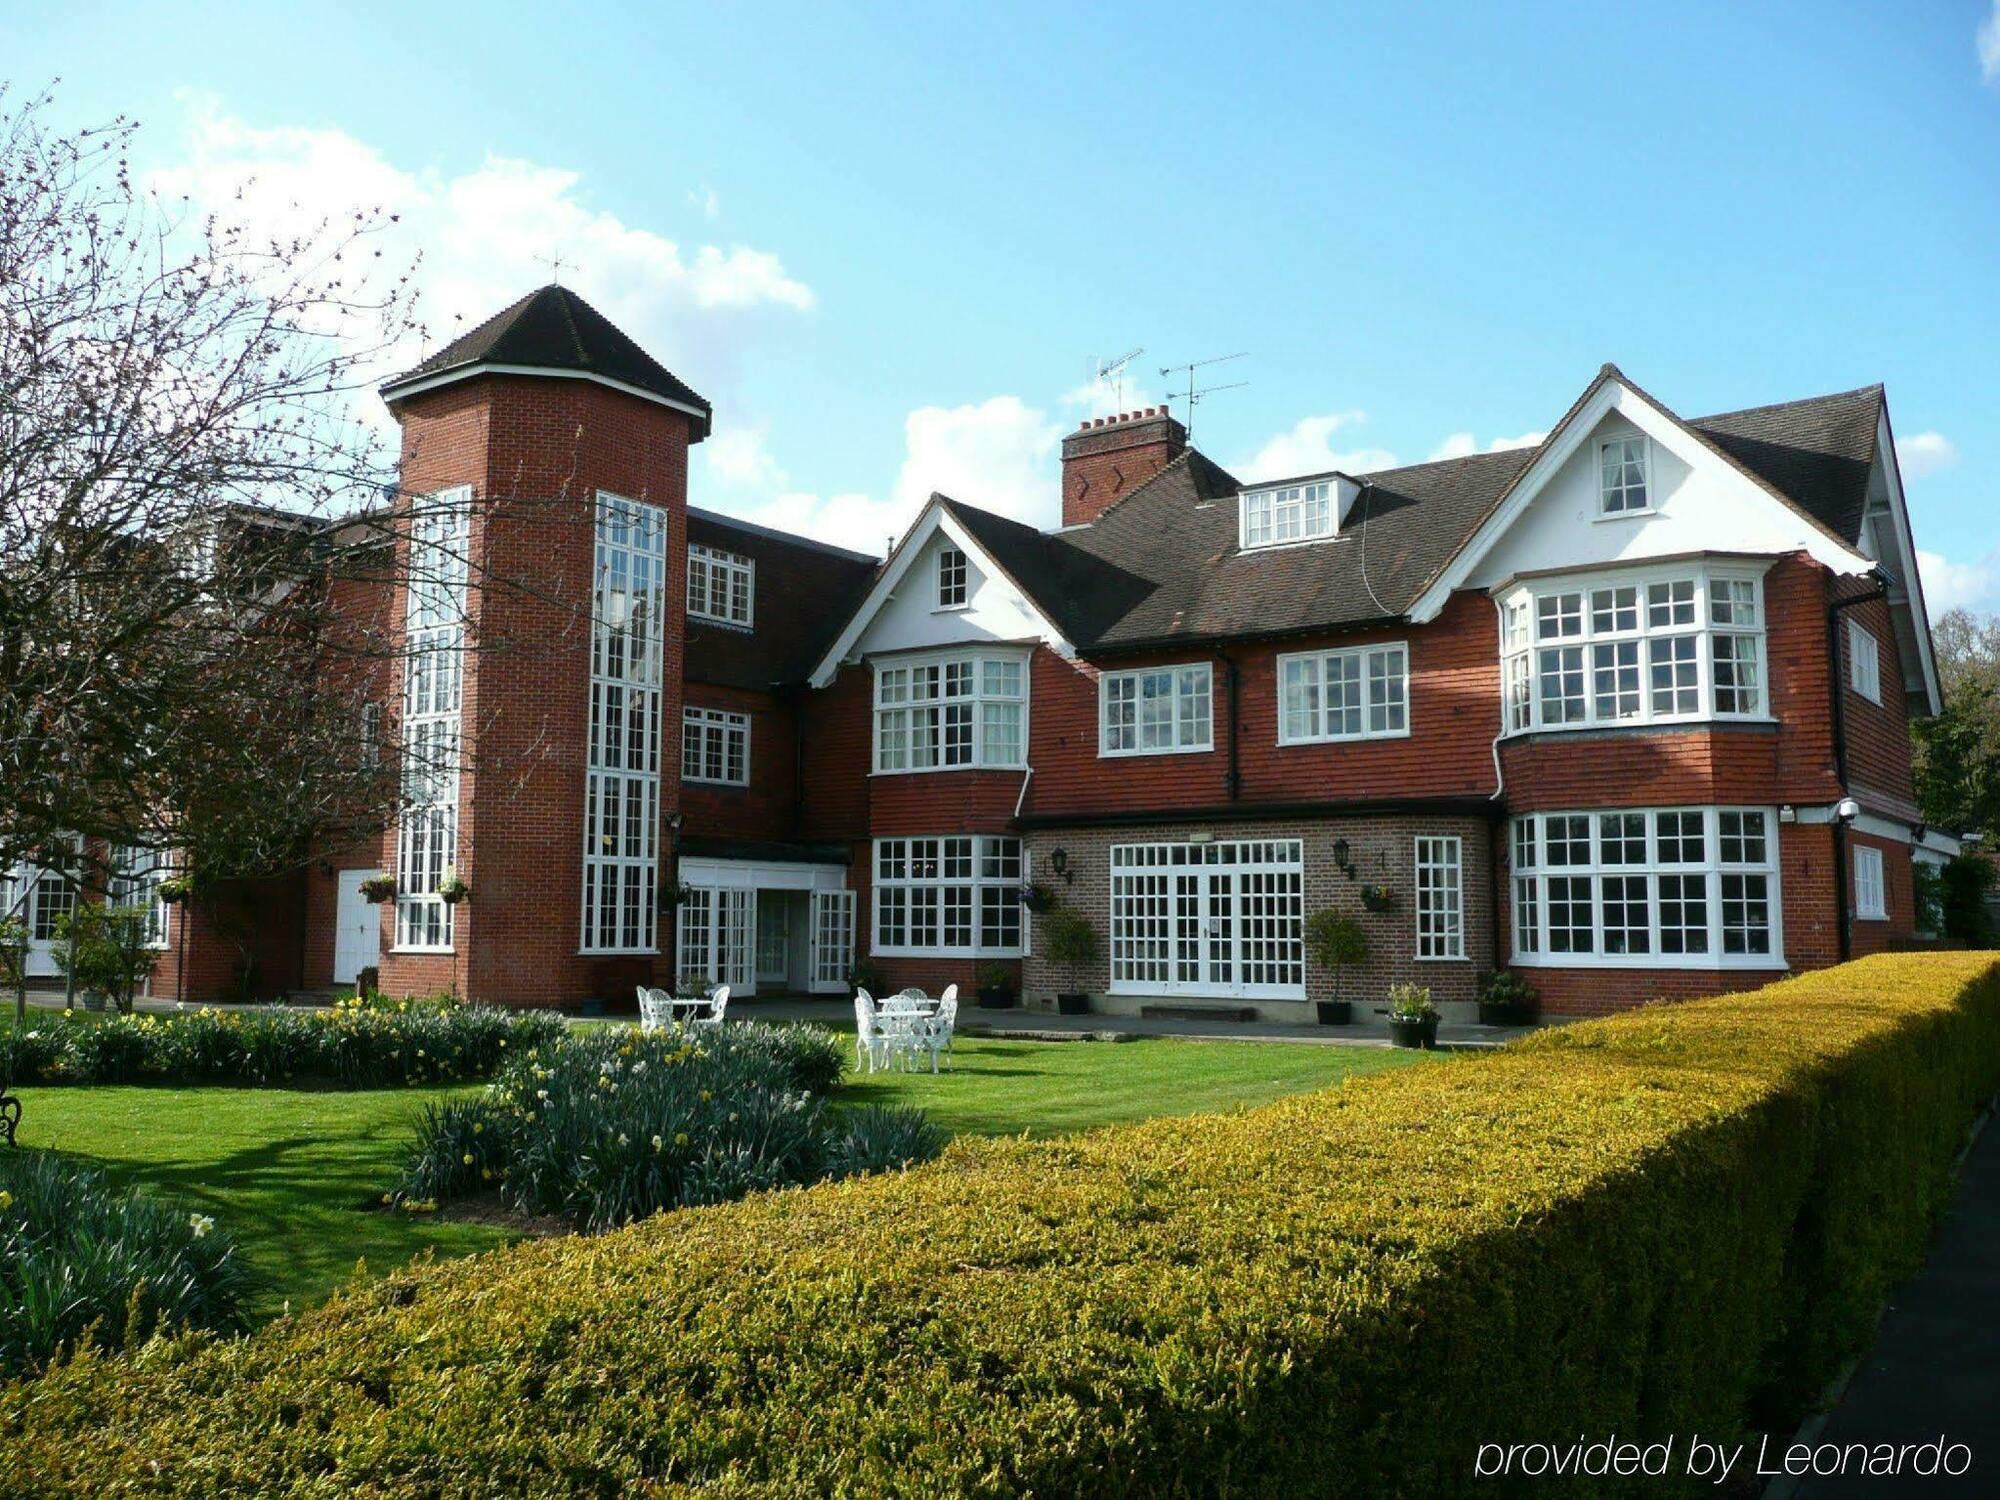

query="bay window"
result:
[1509,806,1782,967]
[873,651,1027,772]
[1101,663,1212,755]
[872,836,1023,956]
[1499,566,1768,734]
[1279,643,1408,744]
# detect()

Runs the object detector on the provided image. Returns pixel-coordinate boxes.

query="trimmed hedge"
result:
[3,954,1997,1494]
[0,998,567,1089]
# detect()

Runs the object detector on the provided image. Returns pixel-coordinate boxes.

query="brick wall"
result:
[1018,813,1495,1021]
[680,683,799,844]
[1060,410,1186,527]
[1836,592,1919,818]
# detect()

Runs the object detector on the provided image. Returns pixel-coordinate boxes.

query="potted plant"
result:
[1386,982,1440,1050]
[437,868,471,906]
[1477,970,1540,1027]
[1019,882,1058,916]
[1360,883,1396,914]
[975,961,1017,1010]
[1041,904,1098,1015]
[1304,910,1367,1025]
[359,873,397,904]
[53,905,156,1015]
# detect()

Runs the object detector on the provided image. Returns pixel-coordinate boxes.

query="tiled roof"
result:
[938,386,1884,653]
[380,285,713,435]
[684,509,878,689]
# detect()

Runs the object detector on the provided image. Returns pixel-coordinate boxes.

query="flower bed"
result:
[0,998,566,1089]
[4,954,1997,1495]
[0,1152,255,1374]
[397,1024,940,1230]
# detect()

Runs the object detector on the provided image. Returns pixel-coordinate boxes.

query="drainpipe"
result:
[1825,582,1887,963]
[1218,649,1242,801]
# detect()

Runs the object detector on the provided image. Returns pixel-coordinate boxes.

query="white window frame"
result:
[1415,835,1465,961]
[1277,642,1409,745]
[395,487,469,952]
[1853,844,1886,920]
[1108,839,1305,999]
[687,542,754,629]
[871,836,1024,958]
[581,492,668,956]
[110,844,173,950]
[1847,619,1882,704]
[681,706,751,787]
[359,701,383,770]
[872,649,1029,774]
[1508,806,1784,970]
[935,546,968,611]
[1239,479,1336,551]
[1497,564,1771,736]
[1100,662,1213,757]
[1597,434,1652,516]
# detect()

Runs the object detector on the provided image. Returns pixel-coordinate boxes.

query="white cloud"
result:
[1919,548,2000,615]
[1427,429,1547,462]
[891,396,1063,523]
[687,185,721,221]
[146,95,813,420]
[1980,2,2000,82]
[1896,430,1960,479]
[701,427,790,492]
[1235,411,1395,483]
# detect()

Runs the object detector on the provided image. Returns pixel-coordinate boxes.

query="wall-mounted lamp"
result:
[1049,848,1074,886]
[1778,804,1797,824]
[1835,797,1860,825]
[1331,838,1358,880]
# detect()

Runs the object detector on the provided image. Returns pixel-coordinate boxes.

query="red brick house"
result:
[7,287,1957,1018]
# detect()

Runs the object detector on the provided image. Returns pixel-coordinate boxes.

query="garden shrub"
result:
[396,1023,934,1230]
[0,1152,255,1375]
[0,997,566,1089]
[3,954,1997,1496]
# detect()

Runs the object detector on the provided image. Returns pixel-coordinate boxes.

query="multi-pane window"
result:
[1415,836,1464,960]
[687,542,753,628]
[1847,620,1881,704]
[936,546,968,609]
[360,702,383,770]
[1853,845,1886,920]
[682,707,750,786]
[1509,807,1781,967]
[1101,664,1213,755]
[1109,840,1304,997]
[872,837,1023,956]
[1240,480,1335,549]
[1279,643,1408,743]
[396,489,469,951]
[874,652,1027,772]
[110,845,172,948]
[583,494,668,954]
[1599,435,1650,513]
[1499,568,1767,734]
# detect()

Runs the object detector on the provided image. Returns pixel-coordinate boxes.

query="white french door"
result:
[3,861,75,979]
[809,889,856,994]
[677,886,755,993]
[1110,839,1305,999]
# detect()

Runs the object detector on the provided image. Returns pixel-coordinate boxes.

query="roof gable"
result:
[380,285,713,435]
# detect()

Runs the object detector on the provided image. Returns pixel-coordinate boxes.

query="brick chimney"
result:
[1060,407,1187,527]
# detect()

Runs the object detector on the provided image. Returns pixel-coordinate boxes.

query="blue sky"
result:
[10,1,1998,613]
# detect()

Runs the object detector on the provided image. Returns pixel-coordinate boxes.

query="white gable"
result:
[1412,375,1873,618]
[807,502,1071,686]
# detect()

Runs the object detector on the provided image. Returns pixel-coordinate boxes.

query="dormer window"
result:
[1240,480,1335,550]
[688,543,754,628]
[1599,437,1650,515]
[936,546,967,609]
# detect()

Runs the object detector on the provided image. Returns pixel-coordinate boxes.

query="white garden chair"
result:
[914,993,958,1073]
[690,985,730,1029]
[853,991,891,1074]
[637,986,676,1034]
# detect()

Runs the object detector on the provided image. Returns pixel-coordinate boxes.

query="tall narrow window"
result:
[1853,845,1886,920]
[1599,436,1649,514]
[582,493,667,954]
[687,542,754,627]
[359,702,383,769]
[396,489,469,951]
[1415,836,1464,960]
[1847,620,1881,704]
[936,546,967,609]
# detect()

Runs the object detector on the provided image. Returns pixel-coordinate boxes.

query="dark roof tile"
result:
[684,509,878,689]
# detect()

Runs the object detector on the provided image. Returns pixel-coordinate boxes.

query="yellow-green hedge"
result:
[5,954,1997,1495]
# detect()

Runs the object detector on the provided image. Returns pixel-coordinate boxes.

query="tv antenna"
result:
[1091,347,1144,410]
[537,250,577,285]
[1160,352,1248,438]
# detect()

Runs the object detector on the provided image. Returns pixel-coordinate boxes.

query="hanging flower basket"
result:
[359,875,398,905]
[156,876,194,906]
[1019,882,1058,915]
[1360,883,1396,914]
[438,876,471,907]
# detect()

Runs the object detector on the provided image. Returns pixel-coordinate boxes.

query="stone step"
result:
[1139,1003,1259,1023]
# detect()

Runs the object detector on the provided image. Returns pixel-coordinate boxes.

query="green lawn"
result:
[838,1033,1425,1137]
[7,1022,1422,1317]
